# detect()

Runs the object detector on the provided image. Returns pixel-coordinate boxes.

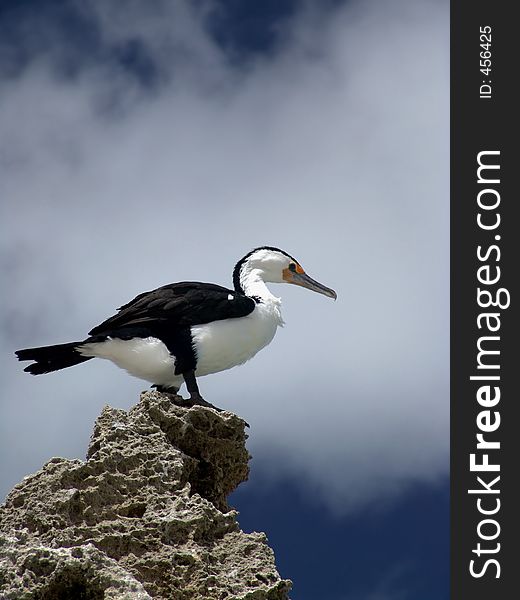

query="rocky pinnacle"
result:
[0,391,292,600]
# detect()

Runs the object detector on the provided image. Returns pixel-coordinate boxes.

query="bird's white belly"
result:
[79,337,180,388]
[191,305,280,377]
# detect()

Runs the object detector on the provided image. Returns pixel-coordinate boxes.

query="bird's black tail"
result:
[15,341,93,375]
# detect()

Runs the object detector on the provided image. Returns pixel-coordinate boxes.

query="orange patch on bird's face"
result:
[283,263,305,282]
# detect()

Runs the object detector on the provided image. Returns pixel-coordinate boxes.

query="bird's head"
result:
[233,246,337,299]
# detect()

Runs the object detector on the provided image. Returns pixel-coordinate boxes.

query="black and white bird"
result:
[16,247,336,409]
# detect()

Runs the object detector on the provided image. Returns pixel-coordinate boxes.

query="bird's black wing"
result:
[89,282,256,335]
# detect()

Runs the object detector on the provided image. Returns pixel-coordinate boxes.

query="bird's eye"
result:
[289,263,297,272]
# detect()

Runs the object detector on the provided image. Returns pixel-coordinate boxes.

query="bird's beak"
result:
[288,271,337,300]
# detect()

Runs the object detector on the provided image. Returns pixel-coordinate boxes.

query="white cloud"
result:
[0,0,449,513]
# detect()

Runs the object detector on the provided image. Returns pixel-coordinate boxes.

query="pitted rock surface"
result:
[0,391,292,600]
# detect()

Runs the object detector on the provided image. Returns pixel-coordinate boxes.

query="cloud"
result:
[0,0,449,513]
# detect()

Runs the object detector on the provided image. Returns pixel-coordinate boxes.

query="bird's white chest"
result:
[191,301,283,377]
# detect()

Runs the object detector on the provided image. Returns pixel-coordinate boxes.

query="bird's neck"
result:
[236,268,279,304]
[235,267,284,326]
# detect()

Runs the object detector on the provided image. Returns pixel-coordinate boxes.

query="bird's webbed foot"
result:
[176,393,250,426]
[184,392,224,412]
[152,383,248,426]
[176,369,221,411]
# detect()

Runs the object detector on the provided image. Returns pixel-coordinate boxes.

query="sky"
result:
[0,1,449,598]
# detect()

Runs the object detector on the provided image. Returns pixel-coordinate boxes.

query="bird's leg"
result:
[181,370,223,412]
[183,369,202,400]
